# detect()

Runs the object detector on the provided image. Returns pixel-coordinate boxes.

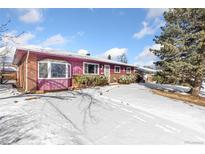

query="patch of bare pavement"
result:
[1,84,205,144]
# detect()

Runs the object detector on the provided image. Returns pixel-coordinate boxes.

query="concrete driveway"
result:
[1,83,205,144]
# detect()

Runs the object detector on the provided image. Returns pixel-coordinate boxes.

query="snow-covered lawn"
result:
[143,82,191,93]
[1,83,205,144]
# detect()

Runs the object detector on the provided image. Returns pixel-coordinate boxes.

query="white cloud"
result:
[103,48,128,59]
[135,44,160,66]
[42,34,67,47]
[133,8,167,39]
[146,8,168,19]
[2,31,35,46]
[19,9,43,24]
[15,32,35,45]
[77,49,90,55]
[19,44,44,49]
[133,21,155,39]
[133,18,165,39]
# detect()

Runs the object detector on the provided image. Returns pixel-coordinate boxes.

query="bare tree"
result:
[0,20,23,84]
[117,53,128,63]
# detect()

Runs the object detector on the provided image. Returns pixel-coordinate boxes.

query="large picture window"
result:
[51,63,66,78]
[38,60,71,79]
[84,63,99,75]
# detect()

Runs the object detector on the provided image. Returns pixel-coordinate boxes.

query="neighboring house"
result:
[12,47,136,92]
[0,47,17,82]
[0,65,17,81]
[136,66,159,83]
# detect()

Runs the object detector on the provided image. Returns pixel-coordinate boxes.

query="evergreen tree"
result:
[151,9,205,96]
[107,54,111,60]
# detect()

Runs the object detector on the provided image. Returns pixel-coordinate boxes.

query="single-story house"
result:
[136,66,159,83]
[12,47,136,92]
[0,65,17,81]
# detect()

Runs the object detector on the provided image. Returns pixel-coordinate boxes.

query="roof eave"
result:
[15,47,136,67]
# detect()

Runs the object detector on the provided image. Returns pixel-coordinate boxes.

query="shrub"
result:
[73,75,108,88]
[94,75,108,86]
[118,74,136,84]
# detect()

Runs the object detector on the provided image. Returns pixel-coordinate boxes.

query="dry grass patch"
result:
[152,89,205,107]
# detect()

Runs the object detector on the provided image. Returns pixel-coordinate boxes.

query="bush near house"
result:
[118,74,136,84]
[73,75,108,88]
[73,74,137,88]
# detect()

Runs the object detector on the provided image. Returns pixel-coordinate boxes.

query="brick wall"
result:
[18,55,26,90]
[16,53,37,92]
[16,50,136,92]
[109,65,134,82]
[27,53,37,91]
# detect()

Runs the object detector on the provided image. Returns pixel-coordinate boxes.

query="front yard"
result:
[1,83,205,144]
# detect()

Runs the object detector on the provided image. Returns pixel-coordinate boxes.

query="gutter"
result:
[16,47,136,67]
[25,50,30,92]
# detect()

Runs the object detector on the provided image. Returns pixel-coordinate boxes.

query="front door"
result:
[104,65,110,82]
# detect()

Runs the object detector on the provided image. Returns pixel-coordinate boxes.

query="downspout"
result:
[25,50,30,92]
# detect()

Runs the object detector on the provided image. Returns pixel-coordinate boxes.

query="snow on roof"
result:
[136,66,160,73]
[15,46,135,67]
[0,66,17,72]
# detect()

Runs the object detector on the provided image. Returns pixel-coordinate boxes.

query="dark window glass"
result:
[51,63,66,78]
[115,66,120,73]
[84,63,98,74]
[39,63,48,78]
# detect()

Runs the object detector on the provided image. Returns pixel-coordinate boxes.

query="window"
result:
[39,62,48,78]
[114,66,121,73]
[84,63,99,75]
[51,63,66,78]
[126,67,131,74]
[38,60,71,79]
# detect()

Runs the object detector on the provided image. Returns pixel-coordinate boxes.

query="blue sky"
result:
[0,8,167,66]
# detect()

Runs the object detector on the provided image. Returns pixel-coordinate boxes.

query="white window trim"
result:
[126,67,131,74]
[83,62,99,75]
[38,60,71,79]
[114,66,121,73]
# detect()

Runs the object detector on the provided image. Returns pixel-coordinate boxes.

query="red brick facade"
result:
[14,49,135,92]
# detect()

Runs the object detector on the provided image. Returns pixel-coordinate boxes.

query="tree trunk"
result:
[191,86,200,96]
[191,76,202,96]
[0,72,3,84]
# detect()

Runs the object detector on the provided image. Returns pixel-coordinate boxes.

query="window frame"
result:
[126,67,131,74]
[114,66,121,73]
[38,60,71,79]
[83,62,99,75]
[38,61,49,79]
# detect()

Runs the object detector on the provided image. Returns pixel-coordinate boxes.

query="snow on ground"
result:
[143,83,191,93]
[1,83,205,144]
[81,84,205,144]
[0,85,92,144]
